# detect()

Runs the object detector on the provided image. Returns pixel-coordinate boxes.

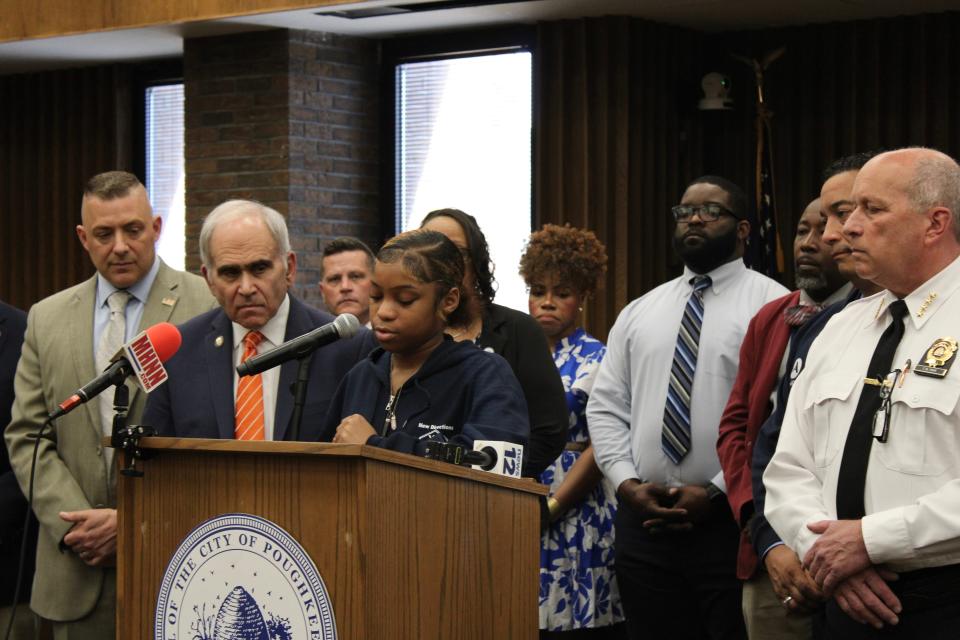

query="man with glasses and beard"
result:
[717,197,851,638]
[589,176,788,639]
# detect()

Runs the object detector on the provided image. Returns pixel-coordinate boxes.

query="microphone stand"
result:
[288,352,314,442]
[108,382,130,450]
[108,383,154,477]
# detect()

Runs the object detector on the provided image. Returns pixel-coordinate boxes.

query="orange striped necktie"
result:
[235,330,266,441]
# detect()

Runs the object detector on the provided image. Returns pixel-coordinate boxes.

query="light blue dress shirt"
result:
[588,258,788,493]
[92,257,161,363]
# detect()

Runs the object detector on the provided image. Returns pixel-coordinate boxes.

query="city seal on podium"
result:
[155,513,337,640]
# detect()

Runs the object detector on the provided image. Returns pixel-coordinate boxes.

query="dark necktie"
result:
[835,299,909,519]
[662,275,711,464]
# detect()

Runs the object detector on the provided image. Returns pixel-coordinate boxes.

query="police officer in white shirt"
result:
[764,147,960,638]
[589,176,787,639]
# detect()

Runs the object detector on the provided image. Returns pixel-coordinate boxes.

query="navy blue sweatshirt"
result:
[319,335,530,456]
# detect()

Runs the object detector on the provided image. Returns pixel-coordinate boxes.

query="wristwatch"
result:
[704,482,724,502]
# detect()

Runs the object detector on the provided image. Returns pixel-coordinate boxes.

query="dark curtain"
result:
[535,17,705,342]
[536,12,960,341]
[702,12,960,286]
[0,65,132,311]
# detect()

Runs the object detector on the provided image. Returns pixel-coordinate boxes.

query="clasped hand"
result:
[60,508,117,567]
[764,545,824,614]
[804,519,872,592]
[805,519,902,628]
[618,479,713,534]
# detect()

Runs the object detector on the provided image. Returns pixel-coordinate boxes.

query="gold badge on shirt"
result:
[914,337,959,378]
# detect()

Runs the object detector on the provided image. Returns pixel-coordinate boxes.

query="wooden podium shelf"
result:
[115,438,546,639]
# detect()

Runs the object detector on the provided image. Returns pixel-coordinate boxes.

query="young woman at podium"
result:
[321,229,529,454]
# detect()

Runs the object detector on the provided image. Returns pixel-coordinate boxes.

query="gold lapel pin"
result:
[917,292,938,318]
[215,336,224,348]
[162,297,176,307]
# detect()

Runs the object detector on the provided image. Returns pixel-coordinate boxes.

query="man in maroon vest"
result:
[717,197,849,637]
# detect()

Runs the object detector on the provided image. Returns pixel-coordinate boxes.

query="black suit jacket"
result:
[478,303,567,478]
[143,296,376,441]
[0,300,31,605]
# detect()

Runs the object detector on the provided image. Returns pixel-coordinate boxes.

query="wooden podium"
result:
[115,437,546,639]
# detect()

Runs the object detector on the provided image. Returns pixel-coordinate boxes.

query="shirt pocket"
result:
[804,372,860,468]
[699,334,743,383]
[878,374,960,476]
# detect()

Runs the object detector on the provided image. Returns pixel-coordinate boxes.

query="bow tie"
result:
[783,303,823,327]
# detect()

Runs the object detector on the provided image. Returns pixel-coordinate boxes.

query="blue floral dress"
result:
[539,328,623,631]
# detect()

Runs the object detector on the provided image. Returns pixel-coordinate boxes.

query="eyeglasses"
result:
[671,203,734,222]
[871,368,902,443]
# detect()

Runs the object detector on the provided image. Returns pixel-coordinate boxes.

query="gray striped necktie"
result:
[96,290,131,442]
[662,275,711,464]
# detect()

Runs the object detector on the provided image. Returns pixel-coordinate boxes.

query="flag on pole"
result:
[734,47,786,279]
[754,111,785,277]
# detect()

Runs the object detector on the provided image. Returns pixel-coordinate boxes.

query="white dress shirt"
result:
[588,258,787,493]
[230,294,290,441]
[765,254,960,572]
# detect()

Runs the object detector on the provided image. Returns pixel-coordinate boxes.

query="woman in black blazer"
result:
[421,208,567,479]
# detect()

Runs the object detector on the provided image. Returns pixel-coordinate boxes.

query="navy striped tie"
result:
[662,275,712,464]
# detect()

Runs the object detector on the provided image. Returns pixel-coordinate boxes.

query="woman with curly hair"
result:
[520,224,625,639]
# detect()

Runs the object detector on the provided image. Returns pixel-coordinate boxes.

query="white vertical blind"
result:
[396,51,532,312]
[145,83,186,271]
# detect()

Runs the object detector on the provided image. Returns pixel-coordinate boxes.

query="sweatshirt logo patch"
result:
[417,422,454,431]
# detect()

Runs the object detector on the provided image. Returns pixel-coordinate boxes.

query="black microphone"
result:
[421,441,497,470]
[237,313,360,377]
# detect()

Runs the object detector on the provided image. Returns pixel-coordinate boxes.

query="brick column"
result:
[184,28,380,307]
[287,30,380,307]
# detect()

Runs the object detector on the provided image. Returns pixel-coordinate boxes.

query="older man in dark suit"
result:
[144,199,374,441]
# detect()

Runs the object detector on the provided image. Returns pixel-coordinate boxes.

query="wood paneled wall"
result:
[701,12,960,287]
[535,17,704,342]
[0,65,132,310]
[6,11,960,322]
[536,11,960,340]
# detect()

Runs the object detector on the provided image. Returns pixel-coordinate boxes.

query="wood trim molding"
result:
[3,0,352,43]
[122,436,549,495]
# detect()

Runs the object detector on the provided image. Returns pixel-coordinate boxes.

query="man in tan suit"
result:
[4,171,215,639]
